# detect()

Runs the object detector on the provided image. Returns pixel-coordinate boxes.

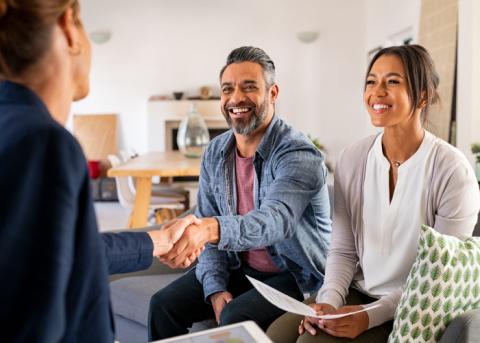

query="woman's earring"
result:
[71,42,82,56]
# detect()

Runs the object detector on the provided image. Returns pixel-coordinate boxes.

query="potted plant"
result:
[308,135,333,172]
[471,142,480,181]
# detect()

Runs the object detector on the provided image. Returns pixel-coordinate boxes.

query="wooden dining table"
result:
[107,151,201,228]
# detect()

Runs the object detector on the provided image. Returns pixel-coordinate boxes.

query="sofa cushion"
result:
[111,274,181,326]
[438,309,480,343]
[388,225,480,343]
[114,314,149,343]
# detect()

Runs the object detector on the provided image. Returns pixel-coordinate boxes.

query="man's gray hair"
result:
[219,46,276,87]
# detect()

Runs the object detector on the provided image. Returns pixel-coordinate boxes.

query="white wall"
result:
[457,0,480,164]
[365,0,480,165]
[72,0,478,167]
[365,0,420,51]
[364,0,420,140]
[72,0,368,164]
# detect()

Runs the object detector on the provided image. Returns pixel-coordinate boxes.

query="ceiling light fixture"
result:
[89,30,112,45]
[296,31,320,44]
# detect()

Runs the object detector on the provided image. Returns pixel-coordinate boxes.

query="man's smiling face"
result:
[220,61,271,136]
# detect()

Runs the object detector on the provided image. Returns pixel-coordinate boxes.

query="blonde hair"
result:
[0,0,79,78]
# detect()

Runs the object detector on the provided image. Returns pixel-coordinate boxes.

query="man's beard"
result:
[222,97,269,136]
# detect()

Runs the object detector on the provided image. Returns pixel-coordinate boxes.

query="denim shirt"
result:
[195,115,332,301]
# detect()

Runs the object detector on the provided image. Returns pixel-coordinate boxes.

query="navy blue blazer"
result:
[0,81,153,342]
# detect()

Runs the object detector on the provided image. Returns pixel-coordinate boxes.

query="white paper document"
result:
[246,276,381,320]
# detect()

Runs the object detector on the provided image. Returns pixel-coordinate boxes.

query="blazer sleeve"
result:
[101,232,153,274]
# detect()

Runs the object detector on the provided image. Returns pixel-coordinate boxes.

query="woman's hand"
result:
[169,246,205,269]
[148,215,201,257]
[316,305,369,339]
[298,303,335,336]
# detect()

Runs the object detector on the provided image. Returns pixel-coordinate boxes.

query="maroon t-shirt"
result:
[236,150,280,273]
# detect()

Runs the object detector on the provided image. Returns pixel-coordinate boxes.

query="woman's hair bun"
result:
[0,1,8,18]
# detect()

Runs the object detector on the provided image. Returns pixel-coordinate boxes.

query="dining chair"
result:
[107,154,184,225]
[117,150,190,209]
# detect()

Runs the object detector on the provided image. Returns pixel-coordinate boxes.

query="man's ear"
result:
[269,84,279,103]
[57,7,80,55]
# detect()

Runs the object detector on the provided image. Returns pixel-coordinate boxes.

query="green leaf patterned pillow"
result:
[388,225,480,343]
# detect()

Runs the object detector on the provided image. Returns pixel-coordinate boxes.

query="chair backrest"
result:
[119,148,138,162]
[119,150,132,163]
[107,154,136,208]
[118,149,138,194]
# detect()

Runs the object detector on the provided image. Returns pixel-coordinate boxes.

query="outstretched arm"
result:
[102,215,201,274]
[161,145,326,266]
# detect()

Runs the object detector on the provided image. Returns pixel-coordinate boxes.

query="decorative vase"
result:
[176,103,210,158]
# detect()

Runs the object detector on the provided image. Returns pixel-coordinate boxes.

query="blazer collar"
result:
[0,81,51,117]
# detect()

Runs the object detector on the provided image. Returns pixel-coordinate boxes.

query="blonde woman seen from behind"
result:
[0,1,201,341]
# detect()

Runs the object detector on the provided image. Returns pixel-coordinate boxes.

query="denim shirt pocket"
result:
[258,184,268,202]
[210,183,225,214]
[258,164,273,202]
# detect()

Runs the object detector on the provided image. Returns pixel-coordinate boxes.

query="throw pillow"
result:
[388,225,480,343]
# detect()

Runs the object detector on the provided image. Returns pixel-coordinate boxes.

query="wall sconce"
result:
[296,31,320,44]
[89,30,112,45]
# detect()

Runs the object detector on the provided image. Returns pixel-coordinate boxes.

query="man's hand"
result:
[210,291,233,323]
[299,303,335,336]
[315,305,369,339]
[147,215,201,257]
[159,217,219,268]
[164,247,204,269]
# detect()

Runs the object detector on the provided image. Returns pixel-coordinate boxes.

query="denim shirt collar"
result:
[220,114,280,161]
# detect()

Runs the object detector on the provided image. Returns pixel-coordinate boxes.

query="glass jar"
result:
[176,103,210,158]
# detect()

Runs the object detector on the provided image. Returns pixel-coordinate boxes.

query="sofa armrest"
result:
[439,309,480,343]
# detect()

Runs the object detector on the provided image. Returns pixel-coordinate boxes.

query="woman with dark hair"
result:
[0,0,200,341]
[267,45,480,343]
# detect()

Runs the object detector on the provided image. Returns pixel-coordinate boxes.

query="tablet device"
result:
[152,320,273,343]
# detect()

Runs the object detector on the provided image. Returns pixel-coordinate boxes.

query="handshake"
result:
[147,214,220,268]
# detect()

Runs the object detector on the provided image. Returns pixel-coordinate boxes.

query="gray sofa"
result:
[110,187,480,343]
[110,226,215,343]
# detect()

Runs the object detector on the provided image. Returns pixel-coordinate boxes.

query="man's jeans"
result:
[148,265,303,340]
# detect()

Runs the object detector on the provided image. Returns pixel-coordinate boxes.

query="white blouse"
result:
[360,131,436,297]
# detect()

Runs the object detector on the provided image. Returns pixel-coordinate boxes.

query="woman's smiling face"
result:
[364,54,417,128]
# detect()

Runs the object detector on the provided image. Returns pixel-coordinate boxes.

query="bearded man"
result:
[148,46,332,340]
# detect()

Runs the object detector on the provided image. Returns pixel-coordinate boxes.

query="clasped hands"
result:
[147,215,220,268]
[298,303,369,339]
